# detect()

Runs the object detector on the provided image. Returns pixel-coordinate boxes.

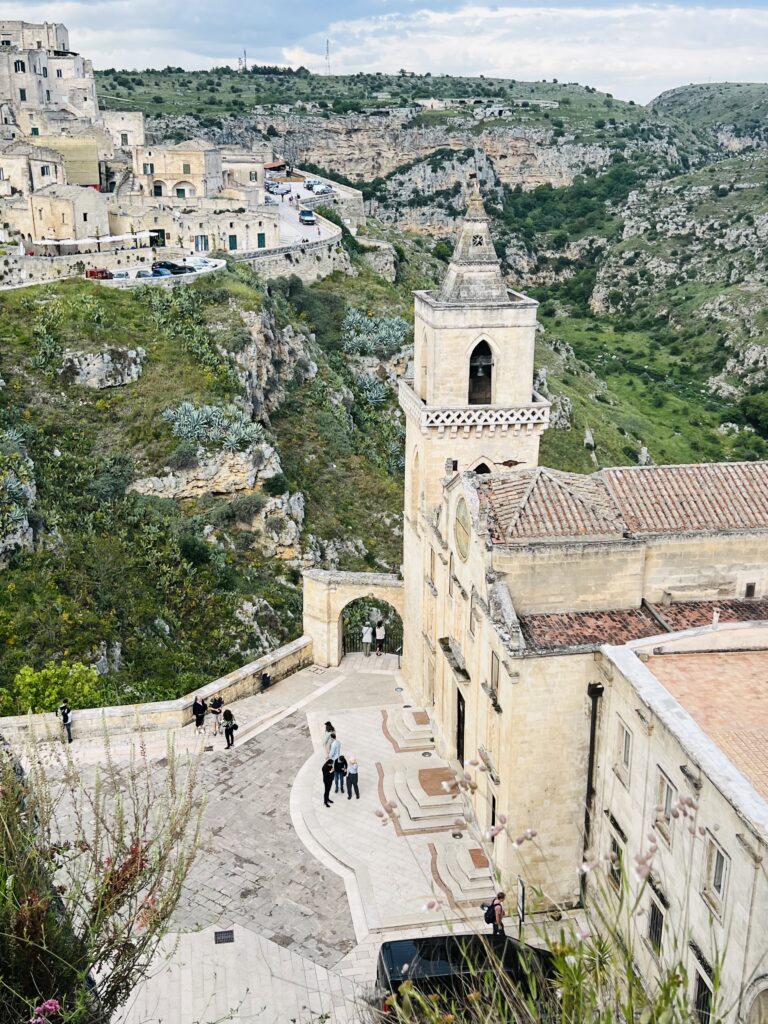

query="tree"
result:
[0,733,203,1023]
[9,662,102,715]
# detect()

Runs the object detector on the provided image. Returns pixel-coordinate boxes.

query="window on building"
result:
[175,187,186,198]
[143,162,154,175]
[249,170,258,181]
[40,165,50,176]
[82,213,88,223]
[429,547,436,585]
[703,837,729,913]
[616,718,632,787]
[694,972,712,1024]
[1,40,11,46]
[42,66,48,78]
[448,553,455,598]
[30,127,39,136]
[745,582,756,598]
[468,340,493,405]
[14,60,25,73]
[45,90,50,101]
[182,162,191,174]
[656,769,677,844]
[648,898,664,954]
[490,651,500,692]
[469,596,476,637]
[120,132,128,146]
[194,234,209,252]
[153,183,163,197]
[608,834,623,891]
[56,68,62,77]
[257,232,266,249]
[19,88,27,102]
[228,234,237,251]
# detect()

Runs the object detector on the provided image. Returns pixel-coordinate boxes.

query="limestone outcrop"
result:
[59,347,146,388]
[234,312,317,422]
[128,442,281,500]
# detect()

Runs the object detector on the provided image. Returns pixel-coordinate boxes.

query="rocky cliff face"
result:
[128,442,282,500]
[233,311,317,423]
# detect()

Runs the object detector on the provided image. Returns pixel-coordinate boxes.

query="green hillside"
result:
[651,82,768,142]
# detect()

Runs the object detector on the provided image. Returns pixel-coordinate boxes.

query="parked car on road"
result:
[272,184,291,195]
[303,179,322,190]
[314,184,334,195]
[264,196,278,205]
[85,267,113,280]
[376,933,555,1016]
[152,261,195,275]
[182,256,213,271]
[299,209,317,226]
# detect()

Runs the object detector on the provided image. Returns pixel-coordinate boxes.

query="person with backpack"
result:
[322,758,335,807]
[209,694,224,736]
[334,753,348,795]
[223,708,237,749]
[192,695,207,734]
[483,892,506,936]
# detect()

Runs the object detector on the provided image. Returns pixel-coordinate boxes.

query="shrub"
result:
[10,661,102,714]
[263,472,288,496]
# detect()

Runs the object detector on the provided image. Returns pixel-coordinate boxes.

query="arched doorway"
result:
[468,340,493,404]
[748,988,768,1024]
[341,597,403,657]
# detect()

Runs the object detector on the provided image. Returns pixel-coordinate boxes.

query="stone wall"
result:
[0,635,313,738]
[237,232,352,285]
[0,247,173,289]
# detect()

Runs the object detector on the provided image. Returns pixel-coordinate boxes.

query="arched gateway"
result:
[302,569,404,667]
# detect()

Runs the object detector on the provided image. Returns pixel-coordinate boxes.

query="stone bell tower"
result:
[398,184,550,693]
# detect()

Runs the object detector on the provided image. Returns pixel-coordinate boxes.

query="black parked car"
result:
[151,260,195,275]
[376,933,556,1015]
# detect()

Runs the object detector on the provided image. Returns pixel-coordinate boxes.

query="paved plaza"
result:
[29,655,500,1023]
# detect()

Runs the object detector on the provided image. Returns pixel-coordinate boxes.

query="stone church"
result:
[394,188,768,1023]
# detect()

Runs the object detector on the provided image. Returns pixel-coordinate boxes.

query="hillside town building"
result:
[0,20,358,266]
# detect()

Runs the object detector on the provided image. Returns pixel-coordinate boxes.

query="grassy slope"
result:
[651,82,768,137]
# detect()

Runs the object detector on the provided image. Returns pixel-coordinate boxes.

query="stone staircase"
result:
[383,762,463,832]
[433,840,497,906]
[383,705,434,752]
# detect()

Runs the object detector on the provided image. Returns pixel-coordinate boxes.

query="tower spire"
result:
[439,178,508,304]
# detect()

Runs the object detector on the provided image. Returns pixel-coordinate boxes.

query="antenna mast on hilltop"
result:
[325,39,331,76]
[237,48,247,73]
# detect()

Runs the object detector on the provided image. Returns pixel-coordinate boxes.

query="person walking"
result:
[192,695,207,733]
[346,756,360,800]
[484,891,506,937]
[334,753,348,795]
[375,620,386,656]
[322,758,335,806]
[323,721,335,756]
[223,708,237,749]
[362,622,373,657]
[58,701,73,744]
[209,694,224,736]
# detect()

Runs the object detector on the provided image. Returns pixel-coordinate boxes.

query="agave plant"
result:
[342,307,410,358]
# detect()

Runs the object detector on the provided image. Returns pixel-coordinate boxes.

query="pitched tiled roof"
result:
[656,598,768,631]
[519,606,662,651]
[476,462,768,544]
[476,467,625,543]
[601,463,768,535]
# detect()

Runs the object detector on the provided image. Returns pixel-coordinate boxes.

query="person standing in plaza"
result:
[375,620,386,656]
[334,753,347,795]
[362,621,373,657]
[323,721,335,756]
[209,694,224,736]
[346,757,359,800]
[484,892,506,936]
[329,732,341,763]
[58,701,73,744]
[223,708,237,749]
[192,695,207,733]
[322,758,335,806]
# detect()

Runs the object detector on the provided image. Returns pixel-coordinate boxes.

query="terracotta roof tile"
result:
[657,598,768,631]
[476,462,768,544]
[519,606,662,651]
[601,462,768,535]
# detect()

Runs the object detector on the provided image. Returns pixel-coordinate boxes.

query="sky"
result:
[4,0,768,103]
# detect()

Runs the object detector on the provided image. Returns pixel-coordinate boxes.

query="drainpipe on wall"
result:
[581,681,604,904]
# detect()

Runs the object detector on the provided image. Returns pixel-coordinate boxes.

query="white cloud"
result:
[284,4,768,102]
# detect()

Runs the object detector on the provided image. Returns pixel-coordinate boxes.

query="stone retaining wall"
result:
[0,635,313,739]
[0,247,182,289]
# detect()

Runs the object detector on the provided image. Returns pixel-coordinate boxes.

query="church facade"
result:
[398,189,768,1022]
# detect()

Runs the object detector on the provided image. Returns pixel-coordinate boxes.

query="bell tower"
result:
[399,184,550,694]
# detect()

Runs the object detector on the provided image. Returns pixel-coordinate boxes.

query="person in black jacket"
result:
[322,758,335,807]
[223,708,237,749]
[192,695,207,733]
[334,754,348,795]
